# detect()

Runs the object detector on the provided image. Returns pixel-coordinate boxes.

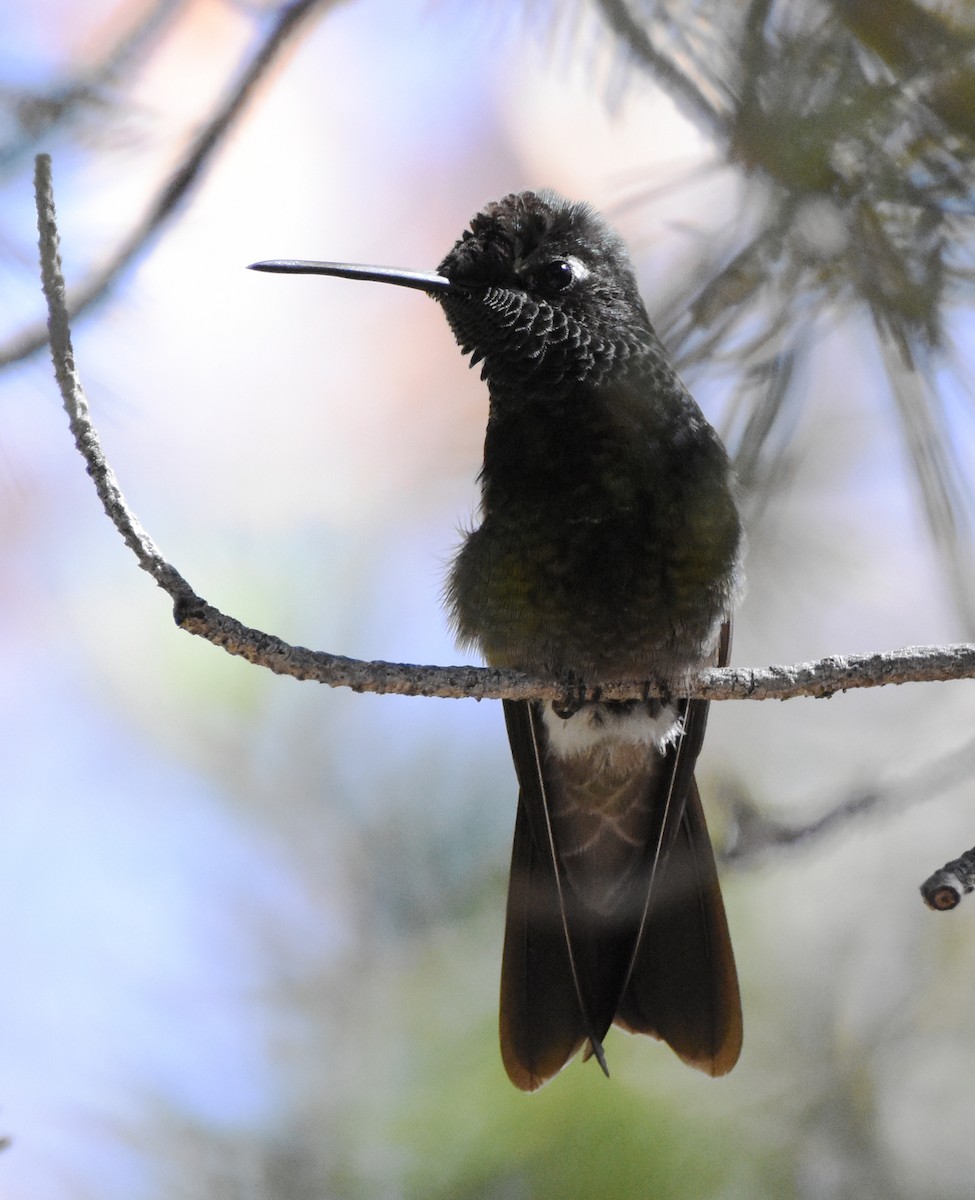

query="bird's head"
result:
[250,189,654,399]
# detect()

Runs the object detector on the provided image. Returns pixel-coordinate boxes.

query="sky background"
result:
[4,1,975,1197]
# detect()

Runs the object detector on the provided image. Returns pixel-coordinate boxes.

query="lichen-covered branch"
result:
[35,153,975,704]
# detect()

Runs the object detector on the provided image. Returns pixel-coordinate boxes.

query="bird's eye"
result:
[534,258,577,293]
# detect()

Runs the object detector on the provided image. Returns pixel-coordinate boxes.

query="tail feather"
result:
[615,776,742,1075]
[497,629,741,1089]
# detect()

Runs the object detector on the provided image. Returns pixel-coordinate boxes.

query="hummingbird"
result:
[250,189,744,1090]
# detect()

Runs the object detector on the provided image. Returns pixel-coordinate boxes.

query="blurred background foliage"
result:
[4,0,975,1196]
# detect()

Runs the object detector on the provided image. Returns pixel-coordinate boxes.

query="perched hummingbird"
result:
[251,189,744,1090]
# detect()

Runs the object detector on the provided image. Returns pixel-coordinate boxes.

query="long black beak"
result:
[248,259,457,295]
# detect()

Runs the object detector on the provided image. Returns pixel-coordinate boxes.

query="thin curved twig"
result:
[34,152,975,704]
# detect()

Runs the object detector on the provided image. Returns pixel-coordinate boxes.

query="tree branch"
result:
[921,847,975,911]
[34,152,975,704]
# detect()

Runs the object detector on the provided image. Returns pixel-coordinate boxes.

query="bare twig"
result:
[3,0,328,369]
[34,152,975,704]
[921,847,975,910]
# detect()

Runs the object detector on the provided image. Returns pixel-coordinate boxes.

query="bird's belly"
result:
[451,544,718,683]
[449,498,736,683]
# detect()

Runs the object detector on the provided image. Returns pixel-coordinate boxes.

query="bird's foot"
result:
[641,677,672,717]
[552,673,591,720]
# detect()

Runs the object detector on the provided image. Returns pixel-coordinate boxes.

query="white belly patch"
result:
[541,701,683,761]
